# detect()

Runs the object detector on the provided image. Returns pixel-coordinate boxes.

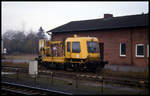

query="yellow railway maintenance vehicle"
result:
[36,35,108,72]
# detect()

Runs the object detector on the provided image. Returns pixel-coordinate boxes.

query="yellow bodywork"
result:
[39,40,65,63]
[39,35,100,64]
[42,56,65,63]
[65,36,100,61]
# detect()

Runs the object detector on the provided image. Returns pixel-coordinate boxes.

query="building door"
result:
[99,42,104,61]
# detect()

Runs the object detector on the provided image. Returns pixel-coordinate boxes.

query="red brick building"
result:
[47,14,149,67]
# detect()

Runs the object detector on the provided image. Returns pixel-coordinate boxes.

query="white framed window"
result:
[136,44,144,57]
[120,43,126,56]
[147,44,149,58]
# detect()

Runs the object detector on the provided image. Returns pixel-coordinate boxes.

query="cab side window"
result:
[67,42,70,52]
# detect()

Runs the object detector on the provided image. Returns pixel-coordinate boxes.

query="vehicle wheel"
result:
[64,63,68,71]
[72,64,79,72]
[55,63,60,70]
[75,64,80,72]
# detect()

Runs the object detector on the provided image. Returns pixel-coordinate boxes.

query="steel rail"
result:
[2,81,72,95]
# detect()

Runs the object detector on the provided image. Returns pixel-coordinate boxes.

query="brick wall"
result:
[132,28,149,66]
[51,27,149,67]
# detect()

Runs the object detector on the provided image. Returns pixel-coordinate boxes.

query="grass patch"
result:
[2,62,29,68]
[3,54,38,60]
[76,84,136,95]
[102,68,148,79]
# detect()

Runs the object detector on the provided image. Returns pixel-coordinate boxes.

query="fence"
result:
[1,67,148,95]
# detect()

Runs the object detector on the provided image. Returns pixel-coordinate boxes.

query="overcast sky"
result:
[1,1,149,35]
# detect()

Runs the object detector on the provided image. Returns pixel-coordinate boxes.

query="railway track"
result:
[1,65,147,79]
[1,81,72,95]
[2,66,149,88]
[38,70,149,88]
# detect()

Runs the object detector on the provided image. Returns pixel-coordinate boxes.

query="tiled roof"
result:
[47,14,148,33]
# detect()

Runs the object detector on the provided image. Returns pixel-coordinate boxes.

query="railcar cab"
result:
[65,35,100,63]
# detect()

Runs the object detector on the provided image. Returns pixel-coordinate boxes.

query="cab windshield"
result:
[87,42,99,53]
[72,42,80,53]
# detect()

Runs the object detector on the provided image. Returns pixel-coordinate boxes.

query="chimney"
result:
[104,14,113,18]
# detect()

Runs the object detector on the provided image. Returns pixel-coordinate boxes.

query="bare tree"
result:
[37,26,47,40]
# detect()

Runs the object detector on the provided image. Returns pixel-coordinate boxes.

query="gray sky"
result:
[2,1,149,35]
